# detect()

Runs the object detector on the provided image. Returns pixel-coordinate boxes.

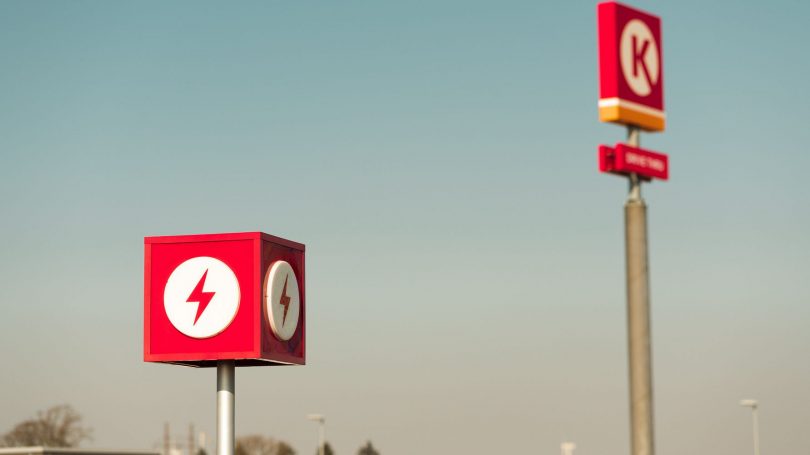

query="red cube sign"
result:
[597,2,665,131]
[144,232,305,367]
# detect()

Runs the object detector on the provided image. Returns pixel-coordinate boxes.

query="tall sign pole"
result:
[624,125,653,455]
[597,4,668,455]
[217,360,236,455]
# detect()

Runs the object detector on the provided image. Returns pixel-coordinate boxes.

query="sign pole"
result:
[624,125,655,455]
[217,360,235,455]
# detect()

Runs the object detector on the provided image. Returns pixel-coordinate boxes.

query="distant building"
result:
[0,447,158,455]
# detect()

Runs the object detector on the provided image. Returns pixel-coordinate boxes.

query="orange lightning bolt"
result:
[187,269,215,325]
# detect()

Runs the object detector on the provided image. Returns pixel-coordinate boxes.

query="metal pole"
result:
[625,125,655,455]
[189,424,195,455]
[318,421,325,455]
[751,405,761,455]
[164,422,170,455]
[627,127,642,201]
[217,360,235,455]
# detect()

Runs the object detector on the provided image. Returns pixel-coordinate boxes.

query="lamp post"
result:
[740,399,760,455]
[306,414,325,455]
[561,442,576,455]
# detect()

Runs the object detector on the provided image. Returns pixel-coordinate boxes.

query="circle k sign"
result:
[620,19,660,97]
[597,1,665,132]
[144,232,306,367]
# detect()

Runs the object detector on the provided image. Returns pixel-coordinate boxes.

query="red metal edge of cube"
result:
[144,232,306,367]
[598,143,669,181]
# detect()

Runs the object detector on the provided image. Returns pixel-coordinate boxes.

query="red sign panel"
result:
[599,143,669,181]
[598,2,665,131]
[144,232,305,367]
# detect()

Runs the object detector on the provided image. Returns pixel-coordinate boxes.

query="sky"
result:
[0,1,808,454]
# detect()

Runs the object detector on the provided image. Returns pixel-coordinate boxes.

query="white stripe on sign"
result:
[598,97,666,119]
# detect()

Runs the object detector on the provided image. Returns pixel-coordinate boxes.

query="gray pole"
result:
[625,125,655,455]
[751,405,761,455]
[740,400,760,455]
[307,415,325,455]
[217,360,235,455]
[318,421,325,455]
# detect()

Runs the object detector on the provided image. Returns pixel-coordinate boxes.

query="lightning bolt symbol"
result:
[187,269,216,325]
[279,274,291,325]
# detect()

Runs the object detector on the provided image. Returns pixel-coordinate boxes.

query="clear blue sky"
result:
[1,1,808,454]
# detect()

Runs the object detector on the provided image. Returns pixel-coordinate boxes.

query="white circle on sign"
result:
[620,19,660,97]
[264,261,300,341]
[164,256,240,339]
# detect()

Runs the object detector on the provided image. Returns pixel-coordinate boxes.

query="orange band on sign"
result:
[598,99,665,131]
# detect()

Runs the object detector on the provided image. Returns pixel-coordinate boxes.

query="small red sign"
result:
[598,2,665,131]
[144,232,305,367]
[599,143,669,181]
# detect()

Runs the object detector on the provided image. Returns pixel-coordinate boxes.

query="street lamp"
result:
[561,442,576,455]
[740,399,760,455]
[306,414,326,455]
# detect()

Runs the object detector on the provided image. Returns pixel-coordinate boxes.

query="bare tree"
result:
[357,441,379,455]
[1,405,92,448]
[235,435,295,455]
